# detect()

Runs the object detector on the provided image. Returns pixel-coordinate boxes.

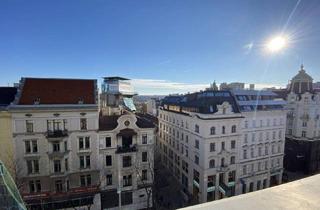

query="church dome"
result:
[289,65,313,94]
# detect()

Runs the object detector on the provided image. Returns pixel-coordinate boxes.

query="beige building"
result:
[0,87,17,176]
[9,78,101,210]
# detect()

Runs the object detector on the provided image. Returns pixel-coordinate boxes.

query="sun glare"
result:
[266,35,287,53]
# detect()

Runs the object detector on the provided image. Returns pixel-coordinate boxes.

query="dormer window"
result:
[34,97,40,105]
[78,97,84,104]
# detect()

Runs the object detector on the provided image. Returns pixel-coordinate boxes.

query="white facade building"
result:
[99,77,155,210]
[284,66,320,174]
[232,90,286,193]
[158,89,286,204]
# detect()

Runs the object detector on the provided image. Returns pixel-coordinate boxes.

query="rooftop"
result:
[0,87,17,107]
[102,76,130,81]
[17,78,97,105]
[161,90,240,114]
[179,174,320,210]
[99,114,155,131]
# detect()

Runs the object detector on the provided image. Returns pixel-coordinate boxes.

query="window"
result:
[209,159,215,168]
[64,141,68,151]
[106,155,112,166]
[25,141,31,153]
[272,131,276,140]
[244,121,248,128]
[80,118,87,130]
[123,174,132,187]
[251,148,254,158]
[210,143,215,152]
[53,141,60,152]
[65,158,69,171]
[55,180,63,192]
[265,145,269,155]
[195,140,199,149]
[302,121,307,127]
[27,160,39,174]
[105,137,111,147]
[195,155,199,165]
[29,180,41,193]
[80,175,91,187]
[243,150,247,159]
[195,124,199,133]
[221,142,225,150]
[243,165,247,175]
[210,127,215,135]
[231,125,236,133]
[25,140,38,153]
[80,155,90,169]
[221,158,225,167]
[302,131,306,137]
[231,140,236,149]
[244,134,248,143]
[222,126,226,134]
[230,156,235,164]
[54,160,61,173]
[142,134,148,144]
[258,147,262,156]
[123,156,132,167]
[79,137,90,150]
[142,152,148,162]
[142,169,147,180]
[106,174,112,185]
[26,120,34,133]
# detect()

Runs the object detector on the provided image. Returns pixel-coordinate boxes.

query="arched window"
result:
[231,125,236,133]
[210,127,215,135]
[222,126,226,134]
[209,159,215,168]
[195,124,199,133]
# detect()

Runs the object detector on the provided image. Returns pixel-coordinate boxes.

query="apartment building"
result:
[9,78,100,210]
[158,89,286,204]
[284,65,320,174]
[99,77,155,210]
[232,89,286,193]
[158,91,243,203]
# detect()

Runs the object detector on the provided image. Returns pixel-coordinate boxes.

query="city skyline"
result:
[1,0,320,94]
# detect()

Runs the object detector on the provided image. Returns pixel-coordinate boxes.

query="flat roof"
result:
[103,76,130,81]
[179,174,320,210]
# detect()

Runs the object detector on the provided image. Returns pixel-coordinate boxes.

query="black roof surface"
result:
[99,114,155,131]
[161,90,241,114]
[0,87,17,107]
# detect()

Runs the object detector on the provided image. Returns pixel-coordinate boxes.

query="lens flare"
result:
[266,36,288,53]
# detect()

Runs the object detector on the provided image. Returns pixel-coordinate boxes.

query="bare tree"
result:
[134,146,156,210]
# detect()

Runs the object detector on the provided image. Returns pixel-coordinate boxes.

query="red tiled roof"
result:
[18,78,96,105]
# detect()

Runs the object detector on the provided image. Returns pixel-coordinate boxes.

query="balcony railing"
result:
[116,144,137,154]
[46,130,68,138]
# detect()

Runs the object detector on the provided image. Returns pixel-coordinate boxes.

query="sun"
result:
[266,35,287,53]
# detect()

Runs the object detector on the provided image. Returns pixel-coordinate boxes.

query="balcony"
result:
[46,130,68,139]
[116,144,137,154]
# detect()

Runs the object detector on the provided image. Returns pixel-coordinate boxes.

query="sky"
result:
[1,0,320,95]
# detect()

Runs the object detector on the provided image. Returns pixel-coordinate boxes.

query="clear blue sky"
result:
[1,0,320,94]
